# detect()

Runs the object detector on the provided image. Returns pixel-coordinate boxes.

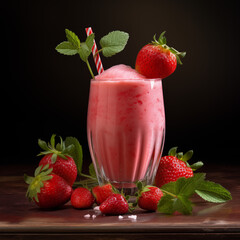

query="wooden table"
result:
[0,164,239,240]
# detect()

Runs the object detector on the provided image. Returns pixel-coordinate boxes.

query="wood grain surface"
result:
[0,164,239,240]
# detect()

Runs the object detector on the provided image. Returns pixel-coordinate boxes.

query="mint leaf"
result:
[85,33,94,51]
[78,34,95,62]
[161,173,206,197]
[190,161,204,171]
[158,173,205,215]
[100,31,129,57]
[55,41,78,55]
[157,194,175,214]
[195,181,232,203]
[64,137,83,174]
[177,195,192,215]
[65,29,80,49]
[176,173,206,197]
[158,194,192,215]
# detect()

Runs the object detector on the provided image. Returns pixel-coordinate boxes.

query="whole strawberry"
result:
[92,184,114,204]
[71,187,95,209]
[99,193,129,215]
[24,164,72,209]
[38,134,77,186]
[135,32,186,79]
[137,183,163,211]
[155,147,202,188]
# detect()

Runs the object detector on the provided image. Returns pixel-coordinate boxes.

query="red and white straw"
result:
[85,27,104,75]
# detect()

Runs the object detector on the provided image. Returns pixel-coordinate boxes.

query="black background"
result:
[1,0,240,167]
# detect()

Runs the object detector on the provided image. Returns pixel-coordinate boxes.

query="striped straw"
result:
[85,27,104,75]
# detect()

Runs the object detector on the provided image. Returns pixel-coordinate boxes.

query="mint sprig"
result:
[56,29,95,78]
[56,29,129,78]
[168,146,204,171]
[157,173,232,215]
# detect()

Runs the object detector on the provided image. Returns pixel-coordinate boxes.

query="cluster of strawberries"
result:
[25,135,195,214]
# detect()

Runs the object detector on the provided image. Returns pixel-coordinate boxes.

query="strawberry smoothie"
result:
[87,65,165,189]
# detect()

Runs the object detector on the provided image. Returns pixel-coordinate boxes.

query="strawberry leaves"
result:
[152,31,186,65]
[24,164,53,203]
[167,146,204,171]
[37,134,74,164]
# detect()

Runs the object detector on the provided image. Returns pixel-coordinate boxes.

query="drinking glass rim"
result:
[91,78,162,82]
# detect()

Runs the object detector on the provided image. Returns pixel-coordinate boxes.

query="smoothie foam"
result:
[87,65,165,187]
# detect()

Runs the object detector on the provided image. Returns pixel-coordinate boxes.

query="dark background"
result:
[1,0,240,167]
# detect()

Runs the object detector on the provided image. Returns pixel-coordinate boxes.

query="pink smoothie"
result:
[87,65,165,187]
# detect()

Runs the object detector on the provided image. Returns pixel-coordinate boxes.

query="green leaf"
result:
[176,173,206,197]
[190,161,204,171]
[182,150,193,162]
[51,153,57,163]
[176,152,183,160]
[56,41,79,56]
[158,194,193,215]
[64,137,83,174]
[89,163,97,178]
[158,31,166,45]
[136,181,143,191]
[58,153,68,160]
[77,34,95,62]
[24,174,34,184]
[195,180,232,203]
[159,173,206,215]
[41,175,53,181]
[100,31,129,57]
[38,139,49,151]
[40,167,53,176]
[50,134,56,148]
[157,194,175,214]
[65,29,80,49]
[78,42,91,62]
[168,146,178,156]
[85,33,95,52]
[34,165,43,177]
[63,144,75,154]
[37,150,52,156]
[175,195,192,215]
[41,164,49,172]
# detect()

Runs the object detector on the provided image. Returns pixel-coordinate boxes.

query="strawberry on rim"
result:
[135,31,186,79]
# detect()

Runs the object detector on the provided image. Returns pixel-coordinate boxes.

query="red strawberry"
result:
[99,193,128,215]
[135,32,186,79]
[92,184,114,204]
[137,184,163,211]
[155,147,194,188]
[24,164,72,209]
[38,134,77,186]
[71,187,95,209]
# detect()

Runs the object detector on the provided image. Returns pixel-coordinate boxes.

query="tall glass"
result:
[87,78,165,193]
